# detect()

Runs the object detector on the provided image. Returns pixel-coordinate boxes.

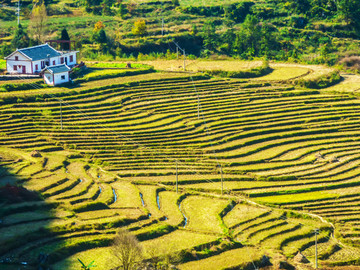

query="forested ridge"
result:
[0,0,360,68]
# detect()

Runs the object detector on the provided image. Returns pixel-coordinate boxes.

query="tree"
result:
[60,28,70,50]
[28,2,48,43]
[109,229,142,270]
[338,0,360,29]
[98,29,107,44]
[94,21,105,31]
[201,20,217,51]
[11,24,30,49]
[132,20,147,36]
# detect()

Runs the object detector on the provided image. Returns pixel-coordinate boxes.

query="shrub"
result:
[204,61,272,78]
[339,56,360,72]
[295,70,341,89]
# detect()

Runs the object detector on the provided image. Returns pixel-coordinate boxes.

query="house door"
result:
[22,66,26,74]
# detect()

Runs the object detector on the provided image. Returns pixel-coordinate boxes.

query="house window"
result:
[15,56,19,61]
[61,75,65,80]
[13,65,17,71]
[53,60,55,65]
[70,55,73,62]
[41,61,45,68]
[35,64,38,70]
[60,57,64,64]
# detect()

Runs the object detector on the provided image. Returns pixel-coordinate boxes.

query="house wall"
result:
[43,72,54,86]
[6,52,32,74]
[61,52,77,66]
[32,57,61,73]
[54,71,69,86]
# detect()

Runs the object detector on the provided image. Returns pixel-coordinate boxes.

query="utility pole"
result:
[176,160,178,193]
[314,228,319,269]
[60,100,63,130]
[161,18,164,36]
[197,94,200,120]
[183,49,186,71]
[219,164,224,196]
[176,46,179,59]
[17,0,20,25]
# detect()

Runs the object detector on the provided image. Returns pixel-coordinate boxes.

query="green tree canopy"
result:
[338,0,360,29]
[60,28,70,50]
[11,24,30,50]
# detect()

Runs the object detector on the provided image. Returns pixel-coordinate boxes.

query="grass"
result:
[0,60,6,71]
[254,66,310,81]
[181,196,229,234]
[2,64,360,268]
[255,191,338,204]
[158,191,184,226]
[141,230,219,256]
[52,247,113,270]
[223,203,268,228]
[178,247,263,270]
[137,59,262,72]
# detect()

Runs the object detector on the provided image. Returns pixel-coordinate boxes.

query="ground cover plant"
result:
[2,60,360,269]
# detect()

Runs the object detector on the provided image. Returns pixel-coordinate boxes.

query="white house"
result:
[4,43,78,75]
[42,64,71,86]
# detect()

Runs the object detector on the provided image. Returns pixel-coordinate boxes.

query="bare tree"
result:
[110,229,143,270]
[28,1,47,43]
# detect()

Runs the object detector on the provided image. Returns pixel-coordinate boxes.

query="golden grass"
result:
[76,208,143,220]
[179,247,263,270]
[255,191,337,204]
[181,195,229,233]
[141,230,219,256]
[159,191,184,226]
[52,247,113,270]
[0,78,42,86]
[254,66,309,81]
[223,203,268,228]
[137,185,164,218]
[324,73,360,92]
[111,181,143,208]
[137,59,262,72]
[269,62,335,81]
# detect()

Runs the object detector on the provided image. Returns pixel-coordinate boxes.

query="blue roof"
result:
[43,64,71,74]
[18,44,61,61]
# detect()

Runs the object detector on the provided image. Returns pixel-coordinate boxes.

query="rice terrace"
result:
[3,0,360,269]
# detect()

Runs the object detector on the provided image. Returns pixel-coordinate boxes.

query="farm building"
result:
[42,64,71,86]
[4,43,78,75]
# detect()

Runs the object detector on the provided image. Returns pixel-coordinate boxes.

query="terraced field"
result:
[2,69,360,269]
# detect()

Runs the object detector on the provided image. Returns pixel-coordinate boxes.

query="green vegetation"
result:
[1,0,360,68]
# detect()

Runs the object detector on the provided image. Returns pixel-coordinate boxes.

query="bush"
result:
[204,61,272,78]
[339,56,360,72]
[76,68,154,83]
[0,81,46,92]
[295,71,341,89]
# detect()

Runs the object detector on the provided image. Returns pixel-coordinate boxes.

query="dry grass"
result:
[137,59,262,72]
[181,195,229,233]
[254,66,309,81]
[141,230,219,256]
[223,203,268,228]
[267,62,335,80]
[178,247,263,270]
[324,73,360,92]
[52,247,113,270]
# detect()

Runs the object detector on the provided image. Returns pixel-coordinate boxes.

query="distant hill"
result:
[0,0,360,67]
